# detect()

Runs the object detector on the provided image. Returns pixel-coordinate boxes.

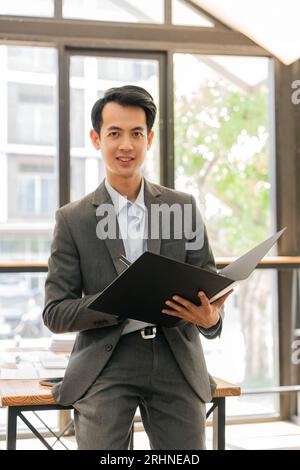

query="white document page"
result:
[209,227,286,303]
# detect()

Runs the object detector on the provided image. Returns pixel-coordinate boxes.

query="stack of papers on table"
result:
[0,351,69,380]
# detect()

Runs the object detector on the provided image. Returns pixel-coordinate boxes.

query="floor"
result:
[1,421,300,450]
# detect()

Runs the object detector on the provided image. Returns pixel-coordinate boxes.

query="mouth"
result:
[116,157,134,162]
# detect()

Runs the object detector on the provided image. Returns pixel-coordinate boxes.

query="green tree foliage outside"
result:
[174,77,271,257]
[174,70,276,390]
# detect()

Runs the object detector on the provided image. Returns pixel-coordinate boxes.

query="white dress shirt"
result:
[104,177,155,335]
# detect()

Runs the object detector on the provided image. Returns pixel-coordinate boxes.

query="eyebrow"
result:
[106,126,146,132]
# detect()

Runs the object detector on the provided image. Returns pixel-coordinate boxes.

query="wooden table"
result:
[0,376,240,450]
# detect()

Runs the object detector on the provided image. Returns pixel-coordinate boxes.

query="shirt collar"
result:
[104,177,145,216]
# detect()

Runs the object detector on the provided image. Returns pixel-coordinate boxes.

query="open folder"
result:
[88,227,286,327]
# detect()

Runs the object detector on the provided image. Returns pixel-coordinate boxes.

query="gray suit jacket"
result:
[43,179,222,405]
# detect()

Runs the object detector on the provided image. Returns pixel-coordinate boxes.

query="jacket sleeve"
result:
[185,195,224,339]
[42,209,121,334]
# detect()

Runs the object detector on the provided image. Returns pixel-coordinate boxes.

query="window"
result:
[63,0,164,24]
[69,54,160,201]
[174,53,278,417]
[0,45,58,262]
[0,272,49,339]
[172,0,214,27]
[174,54,273,255]
[8,83,56,145]
[17,171,56,216]
[70,88,85,148]
[7,46,56,73]
[0,0,54,17]
[203,270,279,417]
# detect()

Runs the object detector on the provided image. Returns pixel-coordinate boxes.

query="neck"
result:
[106,173,143,203]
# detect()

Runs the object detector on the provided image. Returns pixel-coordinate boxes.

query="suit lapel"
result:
[92,178,164,274]
[92,180,127,276]
[144,178,163,255]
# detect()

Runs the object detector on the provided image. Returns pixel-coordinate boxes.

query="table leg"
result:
[212,397,225,450]
[7,407,18,450]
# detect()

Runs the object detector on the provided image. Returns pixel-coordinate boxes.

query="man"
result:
[43,85,231,450]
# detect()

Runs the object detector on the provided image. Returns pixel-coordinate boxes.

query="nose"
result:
[118,135,134,151]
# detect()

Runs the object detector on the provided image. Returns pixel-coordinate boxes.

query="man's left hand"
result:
[162,289,233,328]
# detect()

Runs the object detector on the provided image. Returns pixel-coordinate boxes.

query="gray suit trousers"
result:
[73,329,206,450]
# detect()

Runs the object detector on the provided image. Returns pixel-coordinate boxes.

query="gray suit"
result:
[43,179,221,449]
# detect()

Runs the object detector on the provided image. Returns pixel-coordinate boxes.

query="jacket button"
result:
[105,344,113,352]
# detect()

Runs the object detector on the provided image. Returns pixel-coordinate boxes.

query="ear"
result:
[147,130,154,150]
[90,129,101,150]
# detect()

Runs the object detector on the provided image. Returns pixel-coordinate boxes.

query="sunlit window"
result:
[0,45,58,261]
[174,53,278,417]
[0,0,54,17]
[70,55,160,201]
[172,0,214,27]
[63,0,164,24]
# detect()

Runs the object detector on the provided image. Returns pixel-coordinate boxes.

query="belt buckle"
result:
[141,326,157,339]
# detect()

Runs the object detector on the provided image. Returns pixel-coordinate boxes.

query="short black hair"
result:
[91,85,157,135]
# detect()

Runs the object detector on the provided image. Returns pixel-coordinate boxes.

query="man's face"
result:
[90,101,154,180]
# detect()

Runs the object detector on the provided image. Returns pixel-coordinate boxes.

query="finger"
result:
[172,295,195,310]
[162,309,188,320]
[198,291,210,307]
[161,308,176,316]
[164,300,185,313]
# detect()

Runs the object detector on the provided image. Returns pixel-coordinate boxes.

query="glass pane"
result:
[70,55,160,201]
[70,88,85,147]
[174,54,273,256]
[0,45,58,262]
[63,0,164,23]
[203,270,279,418]
[7,46,56,73]
[0,0,54,17]
[172,0,214,27]
[0,273,50,340]
[174,53,278,417]
[8,84,56,145]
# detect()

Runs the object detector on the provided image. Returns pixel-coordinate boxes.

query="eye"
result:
[133,131,143,138]
[108,131,119,138]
